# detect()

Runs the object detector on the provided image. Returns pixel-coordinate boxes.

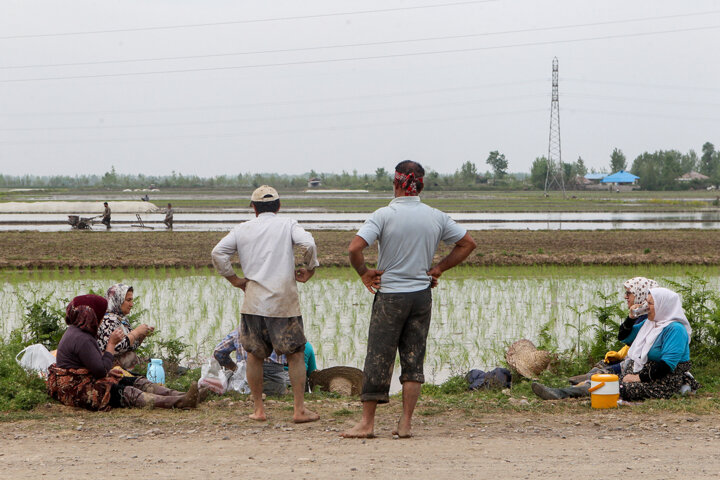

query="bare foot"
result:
[340,422,375,439]
[392,419,412,438]
[249,409,267,422]
[293,407,319,424]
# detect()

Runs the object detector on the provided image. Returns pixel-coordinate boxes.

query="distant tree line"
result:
[2,142,717,191]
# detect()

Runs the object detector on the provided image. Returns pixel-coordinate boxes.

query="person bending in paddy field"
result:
[341,160,477,439]
[211,185,320,423]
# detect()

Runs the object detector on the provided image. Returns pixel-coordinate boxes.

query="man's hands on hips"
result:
[360,269,383,294]
[226,275,249,291]
[427,266,443,288]
[295,267,315,283]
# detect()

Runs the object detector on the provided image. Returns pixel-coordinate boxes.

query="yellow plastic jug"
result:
[589,373,619,409]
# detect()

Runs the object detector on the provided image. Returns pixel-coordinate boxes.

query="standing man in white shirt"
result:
[211,185,319,423]
[341,160,477,439]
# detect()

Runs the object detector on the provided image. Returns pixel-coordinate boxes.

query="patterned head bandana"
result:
[394,171,424,195]
[623,277,659,304]
[106,283,132,316]
[66,295,108,336]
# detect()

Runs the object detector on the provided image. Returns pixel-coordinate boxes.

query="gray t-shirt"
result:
[356,196,466,293]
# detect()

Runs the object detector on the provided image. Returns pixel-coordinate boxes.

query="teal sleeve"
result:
[656,323,690,371]
[304,343,317,375]
[621,320,645,345]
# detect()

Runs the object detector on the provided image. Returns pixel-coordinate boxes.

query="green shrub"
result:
[0,331,49,411]
[422,375,469,395]
[19,293,67,349]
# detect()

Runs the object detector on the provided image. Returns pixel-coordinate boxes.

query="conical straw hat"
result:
[505,339,552,379]
[308,366,363,396]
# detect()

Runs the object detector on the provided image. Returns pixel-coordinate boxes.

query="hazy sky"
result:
[1,0,719,177]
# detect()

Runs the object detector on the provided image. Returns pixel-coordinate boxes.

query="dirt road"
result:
[3,400,719,479]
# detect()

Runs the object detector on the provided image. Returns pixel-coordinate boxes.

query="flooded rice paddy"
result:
[3,211,720,231]
[3,270,718,389]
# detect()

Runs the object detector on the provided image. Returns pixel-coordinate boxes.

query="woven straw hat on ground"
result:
[308,366,363,396]
[505,339,553,379]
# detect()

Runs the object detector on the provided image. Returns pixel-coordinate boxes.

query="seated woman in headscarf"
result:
[533,287,700,401]
[567,276,658,384]
[47,295,198,411]
[96,283,154,370]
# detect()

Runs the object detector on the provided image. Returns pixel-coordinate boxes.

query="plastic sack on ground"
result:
[226,360,251,394]
[16,344,56,377]
[198,358,228,394]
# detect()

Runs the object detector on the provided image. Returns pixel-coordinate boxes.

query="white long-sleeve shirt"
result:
[211,212,319,317]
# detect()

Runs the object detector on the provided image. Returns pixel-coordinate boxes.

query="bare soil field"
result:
[3,398,720,479]
[1,230,720,269]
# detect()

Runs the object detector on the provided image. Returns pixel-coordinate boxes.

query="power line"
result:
[0,80,544,118]
[0,1,496,40]
[0,108,546,145]
[564,78,720,93]
[3,24,718,83]
[0,93,545,132]
[565,107,720,122]
[4,9,720,70]
[565,93,720,108]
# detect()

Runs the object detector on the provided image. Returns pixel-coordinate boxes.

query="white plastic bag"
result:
[198,358,228,394]
[16,344,56,377]
[226,360,251,394]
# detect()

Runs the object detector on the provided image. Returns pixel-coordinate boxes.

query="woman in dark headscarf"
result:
[47,295,197,411]
[96,283,154,370]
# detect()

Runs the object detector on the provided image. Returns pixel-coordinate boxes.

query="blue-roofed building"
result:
[584,173,607,182]
[601,170,639,184]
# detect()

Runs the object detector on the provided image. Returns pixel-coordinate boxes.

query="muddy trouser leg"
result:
[132,377,184,396]
[120,385,198,409]
[397,288,432,385]
[361,292,412,404]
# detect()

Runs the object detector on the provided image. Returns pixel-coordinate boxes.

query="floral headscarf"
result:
[66,295,108,336]
[106,283,132,316]
[623,277,658,304]
[394,171,423,195]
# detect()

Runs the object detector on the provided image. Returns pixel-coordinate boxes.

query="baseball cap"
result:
[250,185,280,202]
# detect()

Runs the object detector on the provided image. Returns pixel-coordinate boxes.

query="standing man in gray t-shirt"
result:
[341,160,476,439]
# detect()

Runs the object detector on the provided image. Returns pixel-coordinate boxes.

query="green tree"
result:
[610,148,627,172]
[530,156,549,189]
[700,142,719,178]
[574,156,587,177]
[459,161,478,178]
[485,151,508,178]
[101,166,118,188]
[374,167,388,180]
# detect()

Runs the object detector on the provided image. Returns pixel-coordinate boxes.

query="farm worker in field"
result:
[213,326,317,395]
[211,185,320,423]
[101,202,111,229]
[567,277,657,385]
[164,203,174,229]
[532,287,701,401]
[47,294,199,411]
[97,283,155,371]
[341,160,477,439]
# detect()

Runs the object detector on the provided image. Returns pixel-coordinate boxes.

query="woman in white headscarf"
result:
[533,285,700,401]
[566,277,658,385]
[618,286,699,400]
[96,283,154,370]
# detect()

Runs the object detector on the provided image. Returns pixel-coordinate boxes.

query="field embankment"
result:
[1,230,719,269]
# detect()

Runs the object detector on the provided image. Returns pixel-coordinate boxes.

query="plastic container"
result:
[589,373,619,409]
[147,358,165,385]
